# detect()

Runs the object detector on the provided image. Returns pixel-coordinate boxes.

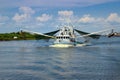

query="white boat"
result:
[50,25,77,48]
[23,24,120,48]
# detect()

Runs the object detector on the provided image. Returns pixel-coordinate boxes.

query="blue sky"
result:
[0,0,120,33]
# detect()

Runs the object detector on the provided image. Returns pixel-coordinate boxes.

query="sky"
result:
[0,0,120,33]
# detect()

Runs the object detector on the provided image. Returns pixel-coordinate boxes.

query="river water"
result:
[0,40,120,80]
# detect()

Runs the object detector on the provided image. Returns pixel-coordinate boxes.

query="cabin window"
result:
[61,32,63,35]
[66,37,69,39]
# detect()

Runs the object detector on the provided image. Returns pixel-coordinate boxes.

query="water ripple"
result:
[0,40,120,80]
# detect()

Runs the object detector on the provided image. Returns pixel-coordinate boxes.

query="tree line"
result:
[0,31,49,41]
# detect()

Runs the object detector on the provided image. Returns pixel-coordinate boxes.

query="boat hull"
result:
[49,43,88,48]
[49,44,74,48]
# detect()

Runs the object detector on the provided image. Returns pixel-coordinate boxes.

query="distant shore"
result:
[0,31,48,41]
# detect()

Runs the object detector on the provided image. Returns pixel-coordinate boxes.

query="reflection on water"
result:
[0,40,120,80]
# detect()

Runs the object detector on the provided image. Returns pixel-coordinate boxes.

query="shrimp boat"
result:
[50,25,78,47]
[23,25,119,48]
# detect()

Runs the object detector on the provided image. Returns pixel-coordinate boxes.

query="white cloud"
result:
[58,10,74,23]
[36,14,52,22]
[78,13,120,24]
[106,13,120,23]
[12,6,35,22]
[58,10,73,17]
[13,13,29,22]
[79,14,95,23]
[77,13,120,30]
[19,6,35,14]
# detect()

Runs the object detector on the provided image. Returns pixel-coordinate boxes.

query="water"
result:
[0,40,120,80]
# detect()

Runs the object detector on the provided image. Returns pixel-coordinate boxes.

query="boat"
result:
[50,25,77,47]
[23,25,120,47]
